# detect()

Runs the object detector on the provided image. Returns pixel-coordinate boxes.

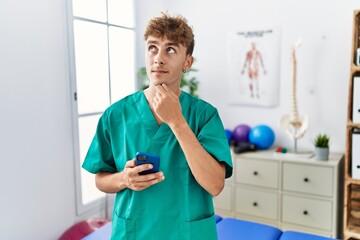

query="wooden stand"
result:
[344,10,360,240]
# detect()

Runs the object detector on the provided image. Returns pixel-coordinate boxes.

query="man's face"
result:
[145,36,193,88]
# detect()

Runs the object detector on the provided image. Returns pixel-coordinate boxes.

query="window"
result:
[67,0,136,214]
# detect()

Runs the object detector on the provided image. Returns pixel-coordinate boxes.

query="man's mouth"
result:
[152,69,168,74]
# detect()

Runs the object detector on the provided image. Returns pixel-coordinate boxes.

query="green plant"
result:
[138,64,199,97]
[314,134,330,148]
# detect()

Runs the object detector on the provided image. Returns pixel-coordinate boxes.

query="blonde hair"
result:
[144,12,195,56]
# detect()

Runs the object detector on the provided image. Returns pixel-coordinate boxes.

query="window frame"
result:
[65,0,136,215]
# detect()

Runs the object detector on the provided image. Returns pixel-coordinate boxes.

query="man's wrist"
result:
[118,171,128,191]
[169,117,188,132]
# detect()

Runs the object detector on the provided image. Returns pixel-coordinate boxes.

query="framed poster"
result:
[227,27,280,107]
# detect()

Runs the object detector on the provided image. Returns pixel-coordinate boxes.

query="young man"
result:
[82,13,233,240]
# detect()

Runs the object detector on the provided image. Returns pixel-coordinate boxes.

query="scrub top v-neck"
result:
[82,90,233,240]
[136,89,172,141]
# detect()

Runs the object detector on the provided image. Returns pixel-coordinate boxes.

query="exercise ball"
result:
[59,218,110,240]
[232,124,251,143]
[249,125,275,149]
[224,129,233,143]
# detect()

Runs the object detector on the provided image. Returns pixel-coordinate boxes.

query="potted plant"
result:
[314,133,330,160]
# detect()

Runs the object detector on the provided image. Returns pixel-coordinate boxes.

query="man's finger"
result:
[125,158,136,168]
[155,84,167,96]
[155,91,163,100]
[135,163,154,174]
[161,83,170,93]
[134,173,165,186]
[162,84,177,98]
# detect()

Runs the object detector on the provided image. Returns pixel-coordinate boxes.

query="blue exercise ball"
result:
[249,125,275,149]
[232,124,251,143]
[224,129,233,143]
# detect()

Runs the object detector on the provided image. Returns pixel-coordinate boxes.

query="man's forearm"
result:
[95,171,127,193]
[169,119,225,196]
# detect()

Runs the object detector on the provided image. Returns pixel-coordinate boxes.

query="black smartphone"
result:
[135,152,160,175]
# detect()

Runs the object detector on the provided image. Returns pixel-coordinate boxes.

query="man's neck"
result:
[144,85,182,99]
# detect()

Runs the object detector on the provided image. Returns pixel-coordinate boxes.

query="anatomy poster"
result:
[227,28,280,107]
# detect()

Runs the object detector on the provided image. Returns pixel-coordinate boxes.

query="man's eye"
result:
[148,46,157,52]
[167,47,175,54]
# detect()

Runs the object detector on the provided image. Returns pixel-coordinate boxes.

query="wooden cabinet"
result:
[344,9,360,240]
[214,150,343,238]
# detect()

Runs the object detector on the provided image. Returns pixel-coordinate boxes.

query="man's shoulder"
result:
[105,91,142,114]
[182,92,217,113]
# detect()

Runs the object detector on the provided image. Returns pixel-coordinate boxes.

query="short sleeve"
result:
[197,109,233,178]
[82,112,117,174]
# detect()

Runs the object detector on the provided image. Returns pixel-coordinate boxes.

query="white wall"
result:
[134,0,165,83]
[0,0,358,239]
[0,0,92,239]
[137,0,359,152]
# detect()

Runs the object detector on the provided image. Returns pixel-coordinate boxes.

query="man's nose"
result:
[154,51,165,65]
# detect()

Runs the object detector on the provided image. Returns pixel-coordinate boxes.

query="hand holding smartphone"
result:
[135,152,160,175]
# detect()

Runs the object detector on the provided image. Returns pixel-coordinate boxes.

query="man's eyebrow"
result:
[147,40,159,45]
[165,42,180,47]
[146,40,180,47]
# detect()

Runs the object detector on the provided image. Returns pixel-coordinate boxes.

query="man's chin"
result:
[150,81,164,86]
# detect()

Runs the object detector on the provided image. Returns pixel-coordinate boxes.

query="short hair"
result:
[144,12,195,56]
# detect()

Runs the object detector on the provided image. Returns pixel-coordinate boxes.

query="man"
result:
[82,12,232,240]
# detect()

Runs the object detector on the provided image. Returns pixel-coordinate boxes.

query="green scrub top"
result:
[82,91,233,240]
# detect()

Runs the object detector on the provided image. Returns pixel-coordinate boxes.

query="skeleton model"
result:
[280,39,309,153]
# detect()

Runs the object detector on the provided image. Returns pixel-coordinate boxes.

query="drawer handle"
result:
[303,178,309,182]
[303,210,308,215]
[253,202,258,207]
[253,171,258,176]
[357,165,360,169]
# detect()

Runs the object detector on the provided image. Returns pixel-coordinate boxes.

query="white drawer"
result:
[213,185,232,211]
[282,163,333,197]
[236,158,278,189]
[352,132,360,180]
[282,195,332,231]
[236,188,278,220]
[353,77,360,123]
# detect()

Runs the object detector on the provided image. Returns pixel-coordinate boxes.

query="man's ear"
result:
[184,55,194,71]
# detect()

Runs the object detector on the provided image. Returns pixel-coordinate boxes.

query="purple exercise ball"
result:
[232,124,251,143]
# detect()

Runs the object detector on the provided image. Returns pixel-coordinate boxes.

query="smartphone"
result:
[135,152,160,175]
